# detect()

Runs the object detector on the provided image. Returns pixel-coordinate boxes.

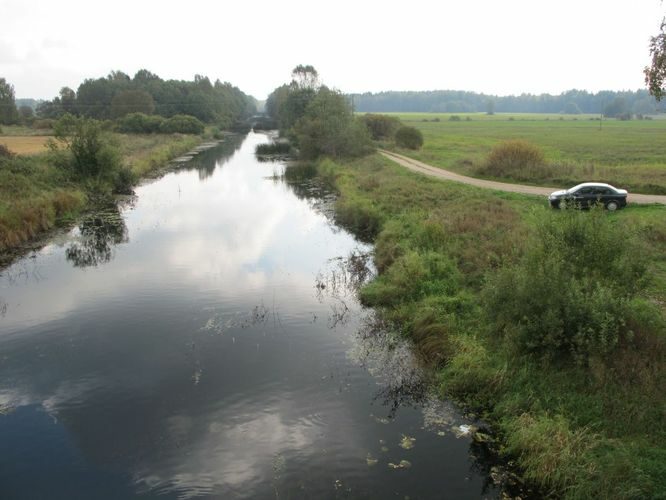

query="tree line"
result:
[0,70,256,128]
[265,65,372,160]
[350,89,664,117]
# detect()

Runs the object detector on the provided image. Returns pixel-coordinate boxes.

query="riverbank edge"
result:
[311,152,665,499]
[0,134,209,268]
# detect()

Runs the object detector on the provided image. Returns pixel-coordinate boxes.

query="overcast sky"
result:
[2,0,664,100]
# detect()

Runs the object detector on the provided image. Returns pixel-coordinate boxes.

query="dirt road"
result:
[379,150,666,205]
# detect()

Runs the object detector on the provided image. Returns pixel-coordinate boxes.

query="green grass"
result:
[117,133,202,177]
[0,133,203,253]
[317,152,666,499]
[381,113,666,194]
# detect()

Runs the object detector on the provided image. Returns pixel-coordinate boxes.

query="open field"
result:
[384,113,666,194]
[0,136,51,155]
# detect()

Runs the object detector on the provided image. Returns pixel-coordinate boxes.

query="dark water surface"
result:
[0,133,498,499]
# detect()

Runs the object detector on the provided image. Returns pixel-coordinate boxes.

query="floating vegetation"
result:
[379,439,389,453]
[388,460,412,470]
[473,431,493,444]
[201,303,271,334]
[370,414,390,425]
[366,453,378,466]
[0,404,14,416]
[399,434,416,450]
[191,368,202,385]
[272,454,286,479]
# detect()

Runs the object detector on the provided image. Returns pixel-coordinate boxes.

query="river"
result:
[0,132,499,499]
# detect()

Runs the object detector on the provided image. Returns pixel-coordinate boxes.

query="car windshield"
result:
[566,184,587,194]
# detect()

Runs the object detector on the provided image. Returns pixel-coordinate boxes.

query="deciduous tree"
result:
[0,78,19,125]
[645,18,666,100]
[110,90,155,118]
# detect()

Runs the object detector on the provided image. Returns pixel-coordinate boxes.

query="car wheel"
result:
[605,200,619,211]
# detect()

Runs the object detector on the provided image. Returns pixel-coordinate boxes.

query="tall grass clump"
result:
[476,139,549,180]
[483,207,658,364]
[255,142,292,156]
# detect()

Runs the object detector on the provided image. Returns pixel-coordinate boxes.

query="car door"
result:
[571,187,594,207]
[595,187,612,206]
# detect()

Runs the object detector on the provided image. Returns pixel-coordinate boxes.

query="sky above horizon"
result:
[2,0,664,101]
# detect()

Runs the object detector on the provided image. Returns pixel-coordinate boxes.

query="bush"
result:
[113,165,137,194]
[32,119,55,130]
[482,208,655,364]
[160,114,204,135]
[116,113,164,134]
[255,142,292,155]
[360,114,402,140]
[48,114,123,188]
[395,126,424,150]
[479,139,545,178]
[449,115,461,122]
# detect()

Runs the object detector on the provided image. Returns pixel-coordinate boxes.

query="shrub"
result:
[116,113,164,134]
[360,114,402,140]
[479,139,546,178]
[449,115,461,122]
[113,165,137,194]
[160,114,204,135]
[482,208,655,364]
[395,126,424,150]
[48,114,124,189]
[255,142,292,155]
[32,119,55,130]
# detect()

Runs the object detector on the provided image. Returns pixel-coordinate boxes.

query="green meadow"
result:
[317,151,666,499]
[384,113,666,194]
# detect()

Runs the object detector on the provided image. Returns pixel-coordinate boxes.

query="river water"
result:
[0,133,499,499]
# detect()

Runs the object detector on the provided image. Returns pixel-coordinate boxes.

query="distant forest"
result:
[351,89,664,117]
[32,70,256,127]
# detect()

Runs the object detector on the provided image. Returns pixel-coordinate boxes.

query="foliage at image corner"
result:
[645,17,666,101]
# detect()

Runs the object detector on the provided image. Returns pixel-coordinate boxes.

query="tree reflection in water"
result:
[65,206,129,267]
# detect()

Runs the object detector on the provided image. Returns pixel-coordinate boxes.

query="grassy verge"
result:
[0,133,203,254]
[382,113,666,194]
[317,153,666,498]
[117,133,202,178]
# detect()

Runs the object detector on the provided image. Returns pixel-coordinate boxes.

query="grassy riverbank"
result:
[383,113,666,194]
[318,153,666,498]
[0,133,202,254]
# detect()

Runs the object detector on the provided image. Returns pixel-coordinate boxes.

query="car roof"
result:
[569,182,617,190]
